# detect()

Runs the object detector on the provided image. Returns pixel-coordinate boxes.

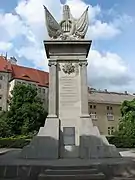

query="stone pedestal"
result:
[20,40,120,159]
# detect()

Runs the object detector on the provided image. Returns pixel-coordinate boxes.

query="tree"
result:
[7,84,48,136]
[0,111,11,137]
[116,99,135,138]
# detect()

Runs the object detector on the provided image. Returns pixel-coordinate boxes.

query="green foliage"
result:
[0,112,11,137]
[107,136,135,148]
[116,98,135,138]
[0,136,31,148]
[0,84,48,137]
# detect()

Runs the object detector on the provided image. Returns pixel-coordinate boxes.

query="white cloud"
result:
[67,0,101,21]
[16,45,48,71]
[0,42,13,51]
[0,0,134,91]
[89,20,121,40]
[14,0,126,43]
[0,12,26,41]
[88,49,133,91]
[89,50,128,76]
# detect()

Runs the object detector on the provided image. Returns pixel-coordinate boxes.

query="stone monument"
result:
[20,4,120,159]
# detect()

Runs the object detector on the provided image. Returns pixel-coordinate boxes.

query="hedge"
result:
[107,136,135,148]
[0,136,31,148]
[0,136,135,148]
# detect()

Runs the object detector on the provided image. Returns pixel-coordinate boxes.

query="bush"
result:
[107,136,135,148]
[1,136,135,149]
[0,136,31,148]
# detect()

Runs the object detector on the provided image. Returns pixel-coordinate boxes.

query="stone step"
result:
[112,178,135,180]
[38,173,105,180]
[46,165,96,170]
[44,168,98,175]
[0,179,20,180]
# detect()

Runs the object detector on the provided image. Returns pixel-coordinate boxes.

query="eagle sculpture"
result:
[43,5,89,40]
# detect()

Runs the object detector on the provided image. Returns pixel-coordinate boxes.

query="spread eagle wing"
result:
[43,6,63,39]
[74,6,89,39]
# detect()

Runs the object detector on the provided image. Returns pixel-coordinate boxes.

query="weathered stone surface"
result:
[20,39,120,159]
[20,117,60,159]
[0,166,6,177]
[4,166,18,178]
[38,173,105,180]
[38,166,105,180]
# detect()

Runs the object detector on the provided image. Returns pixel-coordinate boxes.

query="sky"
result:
[0,0,135,93]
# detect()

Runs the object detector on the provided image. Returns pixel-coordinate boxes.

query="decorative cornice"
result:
[79,62,88,66]
[48,62,57,67]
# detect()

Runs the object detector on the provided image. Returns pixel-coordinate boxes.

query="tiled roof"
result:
[0,56,12,72]
[88,90,135,104]
[0,56,49,87]
[11,65,49,87]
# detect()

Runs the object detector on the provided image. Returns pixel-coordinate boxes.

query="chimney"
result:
[9,56,17,64]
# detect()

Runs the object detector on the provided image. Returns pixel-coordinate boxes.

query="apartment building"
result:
[88,88,135,136]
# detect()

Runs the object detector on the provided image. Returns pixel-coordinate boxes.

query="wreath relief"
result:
[62,62,75,74]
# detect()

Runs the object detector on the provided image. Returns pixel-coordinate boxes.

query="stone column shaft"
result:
[48,62,57,117]
[79,61,89,116]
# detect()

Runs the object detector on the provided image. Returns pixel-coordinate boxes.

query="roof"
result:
[0,56,49,87]
[88,89,135,104]
[0,56,12,72]
[11,65,49,87]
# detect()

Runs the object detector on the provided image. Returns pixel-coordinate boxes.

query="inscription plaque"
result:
[59,76,78,107]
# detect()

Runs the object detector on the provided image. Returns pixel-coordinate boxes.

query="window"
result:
[108,127,115,135]
[0,84,1,89]
[90,112,97,120]
[38,88,41,93]
[107,106,113,110]
[107,112,114,121]
[63,127,75,146]
[89,105,96,109]
[33,84,36,88]
[0,107,2,111]
[43,89,45,93]
[17,81,21,85]
[0,75,3,80]
[0,95,2,100]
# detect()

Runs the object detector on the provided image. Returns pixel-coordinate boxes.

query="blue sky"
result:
[0,0,135,92]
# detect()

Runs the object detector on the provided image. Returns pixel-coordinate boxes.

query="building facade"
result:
[0,55,134,136]
[88,88,135,136]
[0,56,49,112]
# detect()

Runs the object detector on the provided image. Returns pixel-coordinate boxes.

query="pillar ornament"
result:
[79,62,88,66]
[48,62,57,67]
[62,62,75,74]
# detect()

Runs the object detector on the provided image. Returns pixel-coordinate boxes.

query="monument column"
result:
[48,61,57,118]
[79,61,89,117]
[20,4,120,160]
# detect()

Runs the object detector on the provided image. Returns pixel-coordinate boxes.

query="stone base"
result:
[79,116,120,158]
[20,117,60,159]
[38,167,105,180]
[0,154,135,180]
[20,116,120,159]
[80,136,120,158]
